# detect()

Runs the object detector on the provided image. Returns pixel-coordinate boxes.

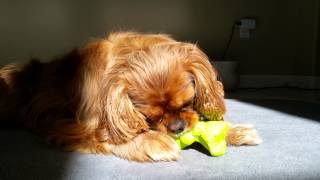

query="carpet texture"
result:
[0,99,320,180]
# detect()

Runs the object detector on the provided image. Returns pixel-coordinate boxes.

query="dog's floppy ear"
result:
[76,39,148,145]
[103,77,149,144]
[185,45,225,120]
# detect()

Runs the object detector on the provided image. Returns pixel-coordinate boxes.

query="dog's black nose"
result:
[168,119,186,134]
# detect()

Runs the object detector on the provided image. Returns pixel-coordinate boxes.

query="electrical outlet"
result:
[239,18,256,38]
[240,19,256,29]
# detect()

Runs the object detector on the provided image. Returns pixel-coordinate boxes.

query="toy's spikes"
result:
[175,121,229,156]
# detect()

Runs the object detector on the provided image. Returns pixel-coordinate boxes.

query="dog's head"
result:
[102,33,225,142]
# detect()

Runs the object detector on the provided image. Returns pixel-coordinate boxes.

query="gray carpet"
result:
[1,99,320,180]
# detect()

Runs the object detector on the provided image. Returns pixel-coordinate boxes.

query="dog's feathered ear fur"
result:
[102,76,149,144]
[184,44,225,120]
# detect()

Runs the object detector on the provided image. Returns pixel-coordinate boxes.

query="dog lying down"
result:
[0,32,261,162]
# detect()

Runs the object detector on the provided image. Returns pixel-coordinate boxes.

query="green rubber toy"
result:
[175,121,229,156]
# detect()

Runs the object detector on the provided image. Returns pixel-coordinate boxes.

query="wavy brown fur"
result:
[0,32,261,162]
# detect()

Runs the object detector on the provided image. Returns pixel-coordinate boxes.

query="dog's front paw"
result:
[110,131,180,162]
[141,131,180,161]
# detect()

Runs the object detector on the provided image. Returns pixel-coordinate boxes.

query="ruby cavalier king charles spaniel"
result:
[0,32,261,162]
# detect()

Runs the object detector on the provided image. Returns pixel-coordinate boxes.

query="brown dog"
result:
[0,32,261,162]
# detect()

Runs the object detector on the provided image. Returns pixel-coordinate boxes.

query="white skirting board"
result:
[239,75,320,89]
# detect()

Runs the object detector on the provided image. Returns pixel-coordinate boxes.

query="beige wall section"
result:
[0,0,318,76]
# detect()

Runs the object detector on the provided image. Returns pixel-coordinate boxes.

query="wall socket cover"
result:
[239,18,256,38]
[240,19,256,29]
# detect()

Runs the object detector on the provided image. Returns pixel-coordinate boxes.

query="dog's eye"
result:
[146,116,163,123]
[183,103,190,108]
[182,101,193,108]
[181,100,195,112]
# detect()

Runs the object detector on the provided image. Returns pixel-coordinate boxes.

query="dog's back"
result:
[0,51,82,129]
[0,61,40,124]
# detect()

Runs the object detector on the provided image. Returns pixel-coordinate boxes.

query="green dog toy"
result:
[175,120,229,156]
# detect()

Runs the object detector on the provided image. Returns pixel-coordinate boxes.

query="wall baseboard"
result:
[239,75,320,89]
